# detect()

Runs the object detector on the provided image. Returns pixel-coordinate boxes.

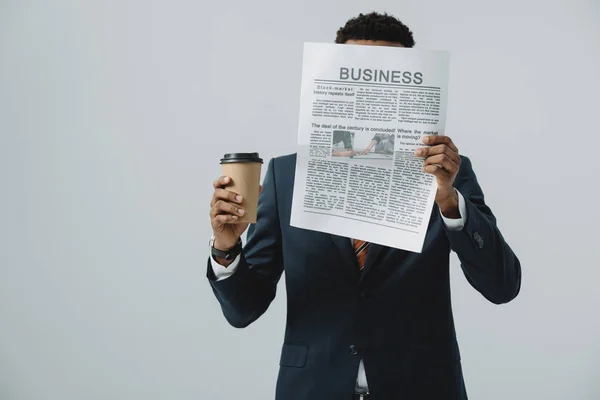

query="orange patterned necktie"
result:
[353,239,370,271]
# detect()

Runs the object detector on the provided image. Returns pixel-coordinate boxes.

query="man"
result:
[333,130,355,150]
[207,12,521,400]
[361,133,395,155]
[332,130,359,157]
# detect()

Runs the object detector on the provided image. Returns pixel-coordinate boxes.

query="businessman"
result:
[207,12,521,400]
[332,130,359,157]
[361,133,395,155]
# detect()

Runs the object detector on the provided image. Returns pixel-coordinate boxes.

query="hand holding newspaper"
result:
[290,43,450,253]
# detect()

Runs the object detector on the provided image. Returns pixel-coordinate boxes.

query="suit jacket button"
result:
[349,345,359,356]
[473,232,484,249]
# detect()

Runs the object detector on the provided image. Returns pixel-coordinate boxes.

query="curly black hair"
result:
[335,12,415,47]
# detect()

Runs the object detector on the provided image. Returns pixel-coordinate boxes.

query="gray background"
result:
[1,0,599,399]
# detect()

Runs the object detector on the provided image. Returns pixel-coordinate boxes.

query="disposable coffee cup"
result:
[220,152,263,223]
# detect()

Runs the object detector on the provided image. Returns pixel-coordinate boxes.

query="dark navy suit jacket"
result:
[207,154,521,400]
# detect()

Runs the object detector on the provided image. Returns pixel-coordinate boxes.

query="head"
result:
[335,12,415,48]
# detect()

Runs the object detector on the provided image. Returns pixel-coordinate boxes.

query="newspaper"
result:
[290,43,450,253]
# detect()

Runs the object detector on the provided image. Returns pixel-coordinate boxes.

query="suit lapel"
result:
[330,234,360,280]
[354,209,441,285]
[359,244,412,285]
[330,236,413,284]
[359,243,386,284]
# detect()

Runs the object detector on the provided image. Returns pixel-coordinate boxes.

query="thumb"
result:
[234,222,250,237]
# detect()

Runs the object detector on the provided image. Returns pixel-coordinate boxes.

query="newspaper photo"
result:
[290,43,450,253]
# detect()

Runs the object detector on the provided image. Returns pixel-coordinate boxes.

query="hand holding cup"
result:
[209,153,263,256]
[210,176,251,252]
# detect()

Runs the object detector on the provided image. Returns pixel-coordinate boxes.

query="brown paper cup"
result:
[220,153,263,223]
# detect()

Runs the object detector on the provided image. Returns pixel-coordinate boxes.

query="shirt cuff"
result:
[210,253,241,281]
[440,189,468,231]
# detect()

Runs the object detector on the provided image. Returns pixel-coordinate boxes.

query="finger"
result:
[423,164,450,177]
[415,144,461,165]
[422,135,458,153]
[210,199,245,218]
[214,214,239,225]
[211,188,242,207]
[423,154,459,173]
[213,176,231,189]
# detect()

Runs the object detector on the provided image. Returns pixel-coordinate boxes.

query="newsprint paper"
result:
[290,43,450,253]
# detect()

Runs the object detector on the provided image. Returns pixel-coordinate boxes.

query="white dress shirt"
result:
[210,190,468,393]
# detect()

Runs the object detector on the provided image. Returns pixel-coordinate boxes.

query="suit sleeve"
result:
[445,156,522,304]
[206,158,284,327]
